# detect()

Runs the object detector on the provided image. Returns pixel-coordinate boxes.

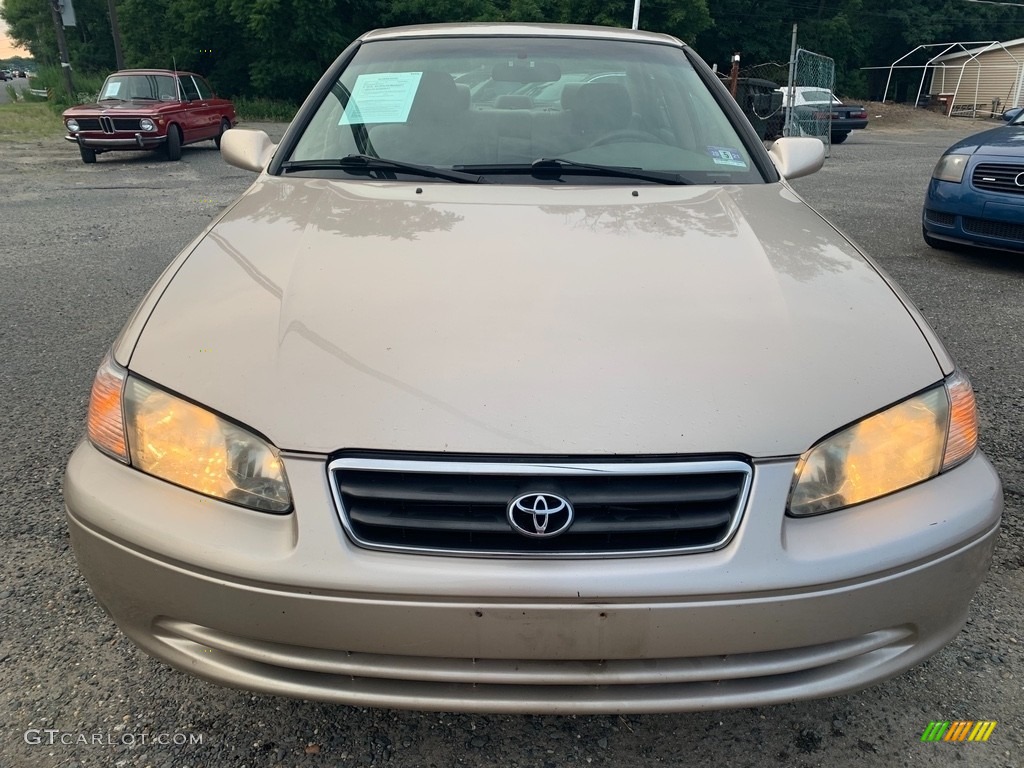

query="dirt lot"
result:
[860,100,999,131]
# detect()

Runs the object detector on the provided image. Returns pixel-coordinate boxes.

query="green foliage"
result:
[20,89,49,103]
[233,97,301,122]
[3,0,1023,105]
[29,66,108,110]
[1,0,116,71]
[382,0,712,41]
[695,0,1024,99]
[0,101,64,141]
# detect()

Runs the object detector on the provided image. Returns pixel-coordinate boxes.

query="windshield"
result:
[287,36,763,184]
[797,89,836,104]
[779,88,838,106]
[99,74,177,101]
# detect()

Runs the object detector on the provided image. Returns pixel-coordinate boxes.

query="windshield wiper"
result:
[280,154,487,183]
[531,158,690,184]
[454,159,690,185]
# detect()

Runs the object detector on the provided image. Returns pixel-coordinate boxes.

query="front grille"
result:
[329,456,752,557]
[972,163,1024,195]
[112,118,142,131]
[962,216,1024,242]
[80,116,141,133]
[924,209,956,227]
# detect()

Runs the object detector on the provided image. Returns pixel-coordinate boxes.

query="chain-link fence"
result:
[784,49,836,149]
[730,51,836,152]
[731,62,789,141]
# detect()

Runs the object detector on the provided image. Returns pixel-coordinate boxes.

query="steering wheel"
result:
[589,129,665,147]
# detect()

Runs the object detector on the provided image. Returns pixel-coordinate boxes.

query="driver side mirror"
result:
[768,137,825,180]
[220,129,277,173]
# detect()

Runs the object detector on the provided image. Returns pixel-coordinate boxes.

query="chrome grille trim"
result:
[972,162,1024,195]
[327,456,753,561]
[157,617,912,687]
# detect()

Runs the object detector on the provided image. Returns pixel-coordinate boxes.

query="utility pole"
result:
[632,0,641,30]
[108,0,124,70]
[783,24,798,136]
[729,53,741,97]
[48,1,75,99]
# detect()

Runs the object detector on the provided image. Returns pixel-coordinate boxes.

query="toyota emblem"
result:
[507,493,574,539]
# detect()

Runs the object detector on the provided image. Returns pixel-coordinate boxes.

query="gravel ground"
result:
[0,116,1021,768]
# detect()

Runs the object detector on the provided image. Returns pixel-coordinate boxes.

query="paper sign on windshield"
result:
[340,72,423,125]
[103,81,122,98]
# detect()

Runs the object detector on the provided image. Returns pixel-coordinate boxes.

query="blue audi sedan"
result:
[923,109,1024,253]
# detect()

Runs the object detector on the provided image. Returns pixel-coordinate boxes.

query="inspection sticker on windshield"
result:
[340,72,423,125]
[706,146,747,167]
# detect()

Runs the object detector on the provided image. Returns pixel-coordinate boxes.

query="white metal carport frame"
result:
[876,41,1024,117]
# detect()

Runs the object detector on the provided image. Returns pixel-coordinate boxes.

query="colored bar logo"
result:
[921,721,997,742]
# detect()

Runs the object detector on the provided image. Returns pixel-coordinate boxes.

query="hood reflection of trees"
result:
[231,178,856,286]
[236,179,463,241]
[541,190,737,241]
[544,186,857,282]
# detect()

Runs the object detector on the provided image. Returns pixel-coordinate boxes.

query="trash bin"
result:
[935,93,955,116]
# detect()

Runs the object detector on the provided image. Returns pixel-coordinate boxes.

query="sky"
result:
[1,17,30,59]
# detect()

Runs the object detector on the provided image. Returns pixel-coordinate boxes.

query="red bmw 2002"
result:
[63,69,237,163]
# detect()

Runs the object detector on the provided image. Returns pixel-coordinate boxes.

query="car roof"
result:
[110,69,202,77]
[360,22,682,47]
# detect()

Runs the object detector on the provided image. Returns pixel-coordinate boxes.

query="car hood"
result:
[129,178,943,457]
[64,100,181,116]
[945,124,1024,156]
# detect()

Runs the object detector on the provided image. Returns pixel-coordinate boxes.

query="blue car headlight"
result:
[933,154,970,183]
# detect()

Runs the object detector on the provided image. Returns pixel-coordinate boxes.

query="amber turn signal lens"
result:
[942,370,978,471]
[87,354,129,463]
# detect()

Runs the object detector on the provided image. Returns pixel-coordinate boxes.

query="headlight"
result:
[66,119,80,132]
[86,354,292,513]
[788,371,978,517]
[932,154,969,183]
[139,118,156,131]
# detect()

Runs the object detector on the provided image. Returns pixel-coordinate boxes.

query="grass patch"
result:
[234,97,298,123]
[0,101,63,141]
[30,65,106,110]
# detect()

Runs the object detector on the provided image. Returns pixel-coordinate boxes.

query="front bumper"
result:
[64,440,1002,713]
[66,132,167,151]
[924,176,1024,253]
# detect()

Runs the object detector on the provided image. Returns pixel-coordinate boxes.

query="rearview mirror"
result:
[491,61,561,84]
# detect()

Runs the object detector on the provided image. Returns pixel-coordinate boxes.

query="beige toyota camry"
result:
[64,23,1003,714]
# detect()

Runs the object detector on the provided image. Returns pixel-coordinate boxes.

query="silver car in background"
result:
[64,23,1002,714]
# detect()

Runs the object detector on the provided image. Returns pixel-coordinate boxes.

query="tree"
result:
[6,0,1024,102]
[2,0,117,71]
